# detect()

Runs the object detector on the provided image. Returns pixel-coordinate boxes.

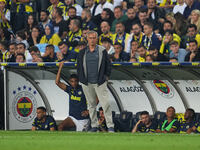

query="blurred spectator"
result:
[181,24,200,49]
[156,106,180,133]
[142,22,161,50]
[40,23,61,46]
[25,14,38,37]
[93,8,114,33]
[110,42,129,62]
[38,10,51,36]
[64,0,83,16]
[27,26,41,47]
[12,0,34,32]
[81,8,98,31]
[174,13,188,37]
[95,0,114,16]
[138,8,149,28]
[173,0,187,15]
[184,39,200,62]
[145,54,154,62]
[64,19,82,52]
[15,30,29,49]
[149,45,169,61]
[129,39,139,61]
[42,44,57,62]
[183,0,200,19]
[0,41,9,62]
[111,6,128,33]
[133,0,147,14]
[57,41,77,62]
[169,57,178,62]
[98,107,108,132]
[124,8,139,33]
[29,45,40,56]
[137,45,148,62]
[32,53,43,62]
[112,22,129,49]
[47,0,65,19]
[99,21,113,45]
[8,42,16,62]
[190,9,200,33]
[147,0,165,32]
[101,37,115,55]
[159,30,181,56]
[0,0,11,38]
[16,42,32,62]
[85,0,98,16]
[52,7,68,39]
[15,53,26,63]
[76,41,87,51]
[32,106,56,131]
[125,22,143,53]
[169,40,188,62]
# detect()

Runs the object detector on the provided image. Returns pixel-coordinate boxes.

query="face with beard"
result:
[40,11,48,22]
[36,108,46,121]
[81,10,87,21]
[101,21,110,34]
[147,0,156,9]
[115,23,125,35]
[132,24,141,36]
[68,7,76,18]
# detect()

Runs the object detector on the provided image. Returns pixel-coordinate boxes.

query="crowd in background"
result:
[0,0,200,63]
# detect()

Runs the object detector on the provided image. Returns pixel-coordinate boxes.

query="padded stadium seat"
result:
[114,111,133,132]
[195,113,200,122]
[154,111,166,122]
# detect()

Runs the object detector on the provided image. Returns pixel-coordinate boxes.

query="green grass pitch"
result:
[0,131,200,150]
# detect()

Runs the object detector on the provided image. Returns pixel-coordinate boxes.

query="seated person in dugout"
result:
[98,107,108,132]
[179,108,198,134]
[56,61,89,131]
[32,106,57,131]
[132,111,158,133]
[156,106,180,133]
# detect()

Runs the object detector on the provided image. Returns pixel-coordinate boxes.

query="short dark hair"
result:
[165,30,174,35]
[149,45,158,51]
[58,41,67,47]
[188,24,197,31]
[139,8,148,14]
[0,41,7,50]
[16,30,26,40]
[188,39,198,45]
[55,7,63,16]
[140,111,149,116]
[101,37,112,44]
[138,44,147,50]
[163,20,173,28]
[144,21,153,29]
[40,10,50,16]
[37,106,47,112]
[68,6,77,12]
[99,107,103,111]
[17,43,26,49]
[46,44,55,51]
[69,74,79,80]
[29,46,39,52]
[116,21,125,26]
[114,6,123,11]
[114,42,122,47]
[186,108,195,119]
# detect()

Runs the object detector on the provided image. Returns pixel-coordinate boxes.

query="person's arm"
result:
[55,61,67,91]
[132,120,142,133]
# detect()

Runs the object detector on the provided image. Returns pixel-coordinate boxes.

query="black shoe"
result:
[108,127,115,133]
[89,127,99,132]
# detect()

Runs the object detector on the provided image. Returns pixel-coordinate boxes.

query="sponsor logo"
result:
[12,86,37,123]
[151,80,174,98]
